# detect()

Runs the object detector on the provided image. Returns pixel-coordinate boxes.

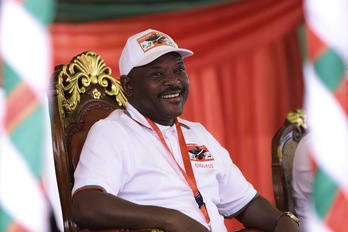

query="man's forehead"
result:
[149,52,184,64]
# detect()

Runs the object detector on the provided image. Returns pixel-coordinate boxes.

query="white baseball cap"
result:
[119,29,194,75]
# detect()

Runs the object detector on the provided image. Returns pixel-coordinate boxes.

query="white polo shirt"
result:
[73,104,257,232]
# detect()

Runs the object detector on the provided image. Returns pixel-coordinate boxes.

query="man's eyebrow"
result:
[147,65,163,70]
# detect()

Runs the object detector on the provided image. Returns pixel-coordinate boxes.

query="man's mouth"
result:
[161,93,180,99]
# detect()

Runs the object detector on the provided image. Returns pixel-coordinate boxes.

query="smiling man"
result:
[71,29,300,232]
[122,52,189,126]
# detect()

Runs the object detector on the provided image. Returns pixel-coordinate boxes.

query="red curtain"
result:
[51,0,305,230]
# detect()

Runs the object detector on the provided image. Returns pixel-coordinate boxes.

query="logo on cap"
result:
[137,31,176,53]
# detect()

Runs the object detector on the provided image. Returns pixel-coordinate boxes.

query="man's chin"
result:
[163,109,184,120]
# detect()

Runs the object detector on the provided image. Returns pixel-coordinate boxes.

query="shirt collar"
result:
[125,102,190,131]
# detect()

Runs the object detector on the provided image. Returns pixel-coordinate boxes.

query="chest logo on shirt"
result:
[187,144,214,161]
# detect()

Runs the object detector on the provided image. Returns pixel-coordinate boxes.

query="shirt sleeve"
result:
[72,119,129,196]
[217,157,258,217]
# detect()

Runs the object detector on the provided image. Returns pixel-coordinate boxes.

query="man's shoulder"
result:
[177,118,211,137]
[92,109,127,129]
[178,117,204,129]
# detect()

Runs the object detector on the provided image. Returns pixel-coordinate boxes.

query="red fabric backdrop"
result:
[51,0,306,230]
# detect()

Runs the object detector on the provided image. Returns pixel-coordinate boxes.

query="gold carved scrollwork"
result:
[286,108,307,129]
[92,88,101,99]
[56,50,127,126]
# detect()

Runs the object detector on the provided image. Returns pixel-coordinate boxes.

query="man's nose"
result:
[164,72,180,86]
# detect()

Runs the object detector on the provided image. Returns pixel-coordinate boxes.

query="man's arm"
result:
[72,189,209,232]
[236,196,299,232]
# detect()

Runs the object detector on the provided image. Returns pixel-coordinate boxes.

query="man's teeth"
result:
[161,93,179,99]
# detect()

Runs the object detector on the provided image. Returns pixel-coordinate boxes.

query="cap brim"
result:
[135,48,193,68]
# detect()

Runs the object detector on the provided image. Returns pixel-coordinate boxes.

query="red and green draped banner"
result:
[0,0,56,231]
[303,0,348,231]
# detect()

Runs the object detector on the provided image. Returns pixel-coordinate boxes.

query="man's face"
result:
[123,52,190,125]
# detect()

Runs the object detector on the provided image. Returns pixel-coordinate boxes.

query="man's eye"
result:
[151,72,162,78]
[176,68,186,73]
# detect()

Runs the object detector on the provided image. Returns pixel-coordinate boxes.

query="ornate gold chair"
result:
[271,109,307,213]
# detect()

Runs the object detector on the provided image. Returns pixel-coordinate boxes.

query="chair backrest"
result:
[271,109,307,213]
[50,50,127,232]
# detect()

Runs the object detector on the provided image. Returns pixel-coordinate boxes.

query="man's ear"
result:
[120,75,133,98]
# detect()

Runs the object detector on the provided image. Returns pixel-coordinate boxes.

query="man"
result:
[292,133,313,232]
[71,29,300,232]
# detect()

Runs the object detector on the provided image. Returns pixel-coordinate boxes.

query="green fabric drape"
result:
[55,0,235,22]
